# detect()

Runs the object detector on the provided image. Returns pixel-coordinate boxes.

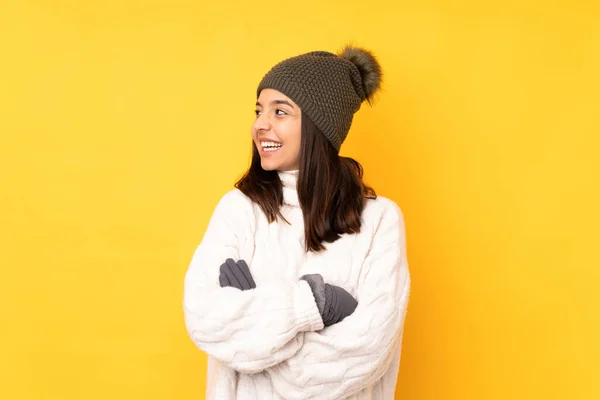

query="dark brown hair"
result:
[235,113,376,252]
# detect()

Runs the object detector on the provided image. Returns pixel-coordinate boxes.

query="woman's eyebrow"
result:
[255,100,295,109]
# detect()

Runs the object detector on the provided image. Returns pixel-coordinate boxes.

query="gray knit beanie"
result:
[257,45,382,152]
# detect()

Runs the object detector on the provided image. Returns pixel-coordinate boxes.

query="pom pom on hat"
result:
[338,45,382,103]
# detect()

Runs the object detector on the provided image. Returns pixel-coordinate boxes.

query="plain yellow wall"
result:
[1,0,599,399]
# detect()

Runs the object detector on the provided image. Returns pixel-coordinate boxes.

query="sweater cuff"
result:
[296,280,325,332]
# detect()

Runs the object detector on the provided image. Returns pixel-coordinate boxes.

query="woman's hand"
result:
[219,258,256,290]
[301,274,358,327]
[322,283,358,326]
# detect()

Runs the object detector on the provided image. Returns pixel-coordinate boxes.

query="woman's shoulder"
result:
[359,195,407,245]
[218,188,253,206]
[363,195,405,225]
[211,188,256,219]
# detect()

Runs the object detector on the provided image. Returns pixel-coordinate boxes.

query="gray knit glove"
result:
[301,274,358,327]
[219,259,256,290]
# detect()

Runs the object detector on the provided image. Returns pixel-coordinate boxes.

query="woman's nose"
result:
[252,112,271,131]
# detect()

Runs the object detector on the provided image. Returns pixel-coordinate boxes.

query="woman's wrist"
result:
[300,273,326,317]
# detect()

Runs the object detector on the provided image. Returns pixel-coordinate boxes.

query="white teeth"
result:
[261,141,282,149]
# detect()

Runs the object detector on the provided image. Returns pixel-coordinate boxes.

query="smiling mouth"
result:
[260,141,283,152]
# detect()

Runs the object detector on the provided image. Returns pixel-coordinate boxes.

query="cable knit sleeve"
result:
[183,190,324,374]
[265,199,411,400]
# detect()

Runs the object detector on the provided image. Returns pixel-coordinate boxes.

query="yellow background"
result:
[1,0,599,399]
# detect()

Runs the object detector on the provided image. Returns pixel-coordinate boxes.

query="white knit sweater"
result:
[183,170,411,400]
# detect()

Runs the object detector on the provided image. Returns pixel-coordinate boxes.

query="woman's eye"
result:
[254,109,286,117]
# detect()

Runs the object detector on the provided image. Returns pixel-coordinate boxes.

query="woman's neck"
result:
[277,170,300,207]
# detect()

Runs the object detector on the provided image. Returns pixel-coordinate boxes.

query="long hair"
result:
[235,113,376,252]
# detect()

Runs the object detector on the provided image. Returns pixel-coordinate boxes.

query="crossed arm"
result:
[183,192,411,399]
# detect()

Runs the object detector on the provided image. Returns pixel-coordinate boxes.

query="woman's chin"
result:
[260,160,279,171]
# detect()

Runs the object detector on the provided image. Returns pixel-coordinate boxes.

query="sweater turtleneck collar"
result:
[277,170,300,207]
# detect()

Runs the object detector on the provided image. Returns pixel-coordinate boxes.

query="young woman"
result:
[183,45,411,399]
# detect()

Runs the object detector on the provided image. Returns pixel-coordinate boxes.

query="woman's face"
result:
[252,88,302,171]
